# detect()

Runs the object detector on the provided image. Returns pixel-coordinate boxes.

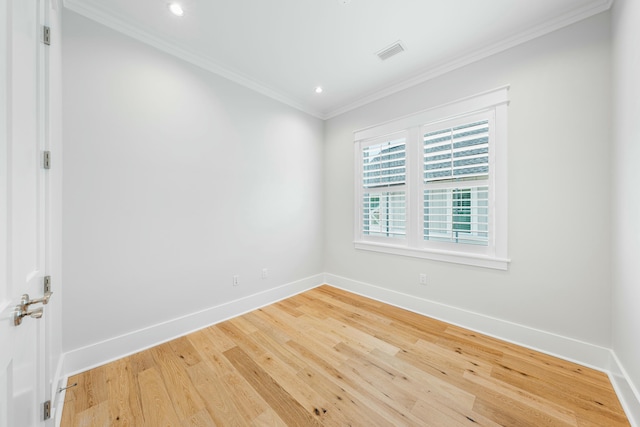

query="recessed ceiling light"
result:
[169,3,184,16]
[315,87,323,94]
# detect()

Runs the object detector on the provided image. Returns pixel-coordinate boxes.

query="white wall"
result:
[61,11,324,352]
[324,13,612,347]
[612,0,640,421]
[59,4,640,419]
[48,0,64,400]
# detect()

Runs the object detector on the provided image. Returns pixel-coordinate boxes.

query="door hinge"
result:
[44,276,51,293]
[43,400,51,420]
[43,151,51,169]
[43,26,51,46]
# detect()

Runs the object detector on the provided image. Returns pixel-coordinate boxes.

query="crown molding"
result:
[63,0,612,122]
[62,0,325,119]
[323,0,614,119]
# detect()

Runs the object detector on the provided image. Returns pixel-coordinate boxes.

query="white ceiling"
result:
[63,0,611,119]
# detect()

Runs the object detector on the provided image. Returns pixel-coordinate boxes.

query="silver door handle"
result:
[13,306,44,326]
[23,291,53,307]
[13,291,52,326]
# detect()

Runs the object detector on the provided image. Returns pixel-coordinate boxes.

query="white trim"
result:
[324,273,611,371]
[354,86,509,142]
[608,352,640,427]
[62,0,324,119]
[354,241,510,270]
[63,0,611,121]
[493,98,509,259]
[55,272,639,426]
[325,0,613,119]
[61,274,323,376]
[354,87,509,269]
[52,356,65,427]
[325,273,639,426]
[54,383,66,427]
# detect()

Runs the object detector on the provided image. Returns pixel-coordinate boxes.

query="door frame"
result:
[0,0,62,425]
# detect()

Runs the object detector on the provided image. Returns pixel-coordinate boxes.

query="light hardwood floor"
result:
[61,285,630,426]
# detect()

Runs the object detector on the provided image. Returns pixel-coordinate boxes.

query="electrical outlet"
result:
[419,273,427,285]
[261,268,268,279]
[233,275,239,286]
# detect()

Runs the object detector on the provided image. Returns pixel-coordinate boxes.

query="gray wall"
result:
[612,0,640,412]
[62,5,633,392]
[62,11,324,351]
[60,4,640,417]
[324,12,612,347]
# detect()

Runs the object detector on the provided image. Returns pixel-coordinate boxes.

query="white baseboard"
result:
[51,355,66,427]
[324,273,640,427]
[324,273,611,370]
[57,272,639,427]
[608,352,640,427]
[62,274,323,377]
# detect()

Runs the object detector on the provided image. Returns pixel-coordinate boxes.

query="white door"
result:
[0,0,52,425]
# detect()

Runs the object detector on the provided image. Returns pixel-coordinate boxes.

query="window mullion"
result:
[354,141,364,242]
[407,126,422,248]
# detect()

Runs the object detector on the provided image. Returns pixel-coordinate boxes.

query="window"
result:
[361,136,407,239]
[354,87,509,270]
[423,115,490,246]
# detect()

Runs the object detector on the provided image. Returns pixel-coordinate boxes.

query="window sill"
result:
[354,241,510,270]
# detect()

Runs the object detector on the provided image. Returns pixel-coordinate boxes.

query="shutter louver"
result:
[424,186,489,245]
[363,138,406,188]
[424,120,489,183]
[354,87,509,268]
[362,137,406,238]
[423,119,490,246]
[363,192,406,238]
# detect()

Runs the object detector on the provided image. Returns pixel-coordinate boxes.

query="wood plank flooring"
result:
[61,285,630,426]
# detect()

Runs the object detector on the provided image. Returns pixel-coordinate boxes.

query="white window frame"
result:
[356,131,409,245]
[353,87,510,270]
[421,112,492,253]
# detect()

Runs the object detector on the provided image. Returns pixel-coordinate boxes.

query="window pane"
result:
[363,191,406,238]
[424,120,489,183]
[363,138,406,188]
[424,186,488,246]
[452,189,472,232]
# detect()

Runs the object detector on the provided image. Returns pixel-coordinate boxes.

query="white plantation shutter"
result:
[362,191,406,238]
[423,118,491,246]
[361,137,406,238]
[423,186,489,245]
[424,120,489,183]
[363,138,406,187]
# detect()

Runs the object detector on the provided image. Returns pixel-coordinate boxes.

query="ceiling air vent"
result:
[376,41,406,61]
